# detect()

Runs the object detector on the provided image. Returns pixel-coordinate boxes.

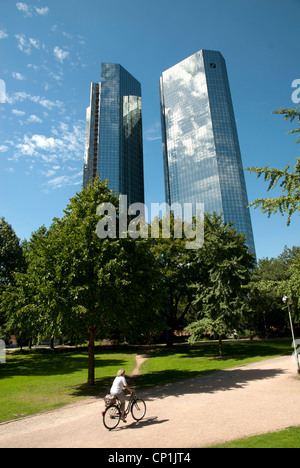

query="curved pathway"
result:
[0,355,299,448]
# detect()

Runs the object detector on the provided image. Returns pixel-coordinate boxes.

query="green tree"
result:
[2,271,44,348]
[287,255,300,314]
[2,178,160,385]
[244,246,300,338]
[0,218,25,336]
[246,107,300,226]
[42,178,160,385]
[150,214,199,346]
[0,217,25,293]
[279,252,300,321]
[186,214,255,356]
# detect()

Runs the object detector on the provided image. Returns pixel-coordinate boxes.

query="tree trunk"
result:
[218,335,223,358]
[87,328,95,386]
[166,328,174,347]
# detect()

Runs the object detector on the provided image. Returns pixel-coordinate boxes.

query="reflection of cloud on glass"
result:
[160,50,218,216]
[160,49,256,255]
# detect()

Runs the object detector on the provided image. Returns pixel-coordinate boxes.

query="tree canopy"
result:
[246,107,300,225]
[186,213,255,356]
[1,178,160,385]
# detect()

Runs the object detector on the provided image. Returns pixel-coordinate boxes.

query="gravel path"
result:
[0,355,299,448]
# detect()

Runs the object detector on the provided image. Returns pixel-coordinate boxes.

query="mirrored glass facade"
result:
[160,50,255,254]
[83,63,144,206]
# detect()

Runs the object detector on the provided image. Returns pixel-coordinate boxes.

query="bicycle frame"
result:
[102,390,146,430]
[123,392,138,416]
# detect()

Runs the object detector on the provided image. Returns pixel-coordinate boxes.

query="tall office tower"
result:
[83,63,144,206]
[159,49,255,254]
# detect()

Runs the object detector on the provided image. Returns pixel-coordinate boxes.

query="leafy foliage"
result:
[186,214,255,355]
[149,214,198,346]
[0,217,25,292]
[1,178,160,384]
[246,107,300,225]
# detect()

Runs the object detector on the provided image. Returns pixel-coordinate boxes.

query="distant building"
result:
[83,63,144,206]
[160,49,255,254]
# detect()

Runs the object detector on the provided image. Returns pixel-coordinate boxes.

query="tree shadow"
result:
[0,347,135,380]
[70,376,114,398]
[142,341,290,362]
[134,366,286,401]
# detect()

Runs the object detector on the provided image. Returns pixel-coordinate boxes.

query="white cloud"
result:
[12,109,26,116]
[53,46,69,63]
[34,6,49,15]
[62,31,72,39]
[41,168,57,178]
[26,114,43,123]
[15,34,41,54]
[45,172,82,189]
[12,72,25,80]
[0,79,10,103]
[12,91,35,101]
[144,121,162,141]
[16,3,49,17]
[29,37,40,49]
[16,2,32,17]
[0,145,9,152]
[41,165,61,178]
[9,91,64,113]
[27,63,39,71]
[15,121,84,162]
[10,120,84,189]
[39,99,63,110]
[49,72,63,83]
[33,134,61,150]
[0,29,8,39]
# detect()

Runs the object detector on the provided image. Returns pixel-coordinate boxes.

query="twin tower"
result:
[83,49,255,254]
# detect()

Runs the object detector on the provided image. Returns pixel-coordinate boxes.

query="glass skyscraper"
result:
[159,49,255,254]
[83,63,144,206]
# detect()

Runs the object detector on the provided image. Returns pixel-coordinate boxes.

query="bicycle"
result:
[102,390,146,430]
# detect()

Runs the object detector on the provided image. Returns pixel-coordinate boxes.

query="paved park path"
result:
[0,355,299,448]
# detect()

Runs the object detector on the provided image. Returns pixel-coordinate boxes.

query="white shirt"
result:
[110,376,127,395]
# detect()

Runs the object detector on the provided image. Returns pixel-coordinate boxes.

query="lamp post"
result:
[282,295,300,374]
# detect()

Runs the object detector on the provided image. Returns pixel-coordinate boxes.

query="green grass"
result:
[134,339,292,387]
[207,426,300,448]
[0,340,292,423]
[0,347,136,422]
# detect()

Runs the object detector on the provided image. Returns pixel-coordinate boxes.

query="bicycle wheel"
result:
[131,398,146,421]
[103,404,121,430]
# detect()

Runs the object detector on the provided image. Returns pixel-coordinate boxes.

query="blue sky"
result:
[0,0,299,260]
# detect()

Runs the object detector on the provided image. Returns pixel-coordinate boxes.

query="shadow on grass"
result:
[142,340,291,362]
[69,376,114,398]
[0,346,136,381]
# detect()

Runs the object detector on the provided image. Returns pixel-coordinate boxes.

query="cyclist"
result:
[110,369,134,422]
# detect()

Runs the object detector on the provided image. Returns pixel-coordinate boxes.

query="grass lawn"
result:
[0,339,292,423]
[0,347,137,423]
[134,339,292,387]
[207,426,300,448]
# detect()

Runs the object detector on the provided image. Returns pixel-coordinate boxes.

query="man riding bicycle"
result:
[110,369,134,422]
